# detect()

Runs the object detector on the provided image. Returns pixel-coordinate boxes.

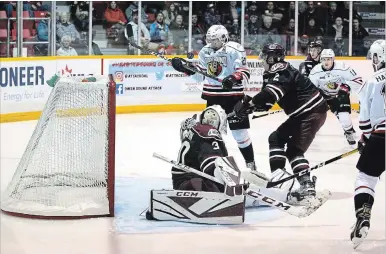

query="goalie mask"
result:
[200,105,228,135]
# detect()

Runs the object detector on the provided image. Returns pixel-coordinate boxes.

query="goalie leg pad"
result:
[149,190,245,225]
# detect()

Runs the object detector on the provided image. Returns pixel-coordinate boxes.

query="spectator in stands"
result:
[104,1,127,28]
[304,18,323,38]
[352,18,369,56]
[332,37,348,56]
[204,3,220,27]
[247,2,260,18]
[229,33,239,43]
[34,11,50,56]
[149,12,173,46]
[56,12,81,43]
[298,34,309,55]
[224,1,241,27]
[37,12,49,42]
[257,15,281,46]
[341,1,362,27]
[57,35,78,56]
[70,1,90,33]
[298,1,308,34]
[262,1,283,30]
[327,17,348,40]
[170,14,187,47]
[4,1,33,17]
[125,1,147,24]
[303,1,322,30]
[104,1,127,42]
[284,18,295,36]
[327,2,339,27]
[192,14,206,35]
[178,3,189,24]
[247,14,260,35]
[124,9,150,54]
[162,2,178,26]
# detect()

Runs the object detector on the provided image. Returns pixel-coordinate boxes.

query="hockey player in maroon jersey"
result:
[299,40,323,77]
[233,43,329,204]
[172,105,229,192]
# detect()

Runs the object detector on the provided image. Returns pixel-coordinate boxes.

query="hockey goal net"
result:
[1,75,116,218]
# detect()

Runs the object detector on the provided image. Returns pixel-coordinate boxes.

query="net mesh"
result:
[1,76,114,217]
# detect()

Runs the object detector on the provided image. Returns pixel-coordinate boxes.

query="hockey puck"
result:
[187,52,194,59]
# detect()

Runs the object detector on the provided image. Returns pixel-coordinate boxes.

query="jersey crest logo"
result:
[270,62,288,72]
[208,129,222,139]
[207,61,223,76]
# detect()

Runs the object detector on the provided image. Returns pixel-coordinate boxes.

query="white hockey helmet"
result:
[320,49,335,69]
[320,48,335,59]
[206,25,229,50]
[200,105,228,135]
[367,39,385,72]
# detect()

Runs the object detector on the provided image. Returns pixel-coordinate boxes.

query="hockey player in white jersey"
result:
[309,49,363,145]
[350,40,385,249]
[170,25,256,172]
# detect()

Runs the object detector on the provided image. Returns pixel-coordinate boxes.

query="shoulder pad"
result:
[192,124,223,140]
[334,61,347,70]
[310,63,323,73]
[268,62,289,73]
[225,41,245,52]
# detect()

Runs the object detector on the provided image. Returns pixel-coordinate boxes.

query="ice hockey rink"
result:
[1,111,385,254]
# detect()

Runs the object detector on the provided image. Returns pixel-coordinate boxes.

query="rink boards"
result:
[0,56,368,123]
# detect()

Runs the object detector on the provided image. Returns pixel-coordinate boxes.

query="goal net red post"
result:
[1,74,116,218]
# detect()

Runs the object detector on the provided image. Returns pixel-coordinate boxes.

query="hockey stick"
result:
[243,148,359,189]
[252,110,284,119]
[152,152,323,218]
[125,25,222,83]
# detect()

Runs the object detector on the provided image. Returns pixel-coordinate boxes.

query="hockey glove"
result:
[222,72,243,91]
[358,134,368,154]
[233,95,255,120]
[171,57,195,76]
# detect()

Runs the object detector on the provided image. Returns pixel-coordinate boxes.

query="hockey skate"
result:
[350,205,371,249]
[344,129,356,145]
[287,177,319,207]
[246,161,257,171]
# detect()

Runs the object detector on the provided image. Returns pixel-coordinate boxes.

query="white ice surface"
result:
[1,112,385,254]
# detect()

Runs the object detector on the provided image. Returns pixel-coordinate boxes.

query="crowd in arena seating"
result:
[0,1,384,57]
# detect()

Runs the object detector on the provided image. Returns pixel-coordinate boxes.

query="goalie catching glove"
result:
[171,57,196,76]
[222,72,243,90]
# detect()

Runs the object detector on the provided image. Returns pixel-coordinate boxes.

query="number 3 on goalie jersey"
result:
[177,141,220,164]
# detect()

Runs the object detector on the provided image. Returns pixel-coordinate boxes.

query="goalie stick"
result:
[153,153,326,218]
[125,25,222,83]
[243,148,359,188]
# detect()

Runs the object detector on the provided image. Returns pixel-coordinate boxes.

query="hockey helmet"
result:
[367,40,385,72]
[320,49,335,70]
[206,25,229,50]
[308,41,323,60]
[200,105,228,135]
[259,43,286,69]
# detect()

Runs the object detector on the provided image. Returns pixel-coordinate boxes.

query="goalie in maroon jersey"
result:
[172,105,232,193]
